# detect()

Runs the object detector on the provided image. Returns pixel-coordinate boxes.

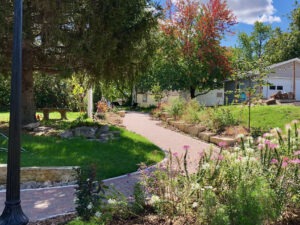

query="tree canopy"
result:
[0,0,160,123]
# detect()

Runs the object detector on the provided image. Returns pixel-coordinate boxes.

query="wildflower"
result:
[236,134,244,139]
[183,145,190,151]
[87,202,93,209]
[270,159,278,164]
[285,124,292,131]
[192,202,198,208]
[150,195,160,204]
[269,143,278,150]
[204,186,213,189]
[245,147,254,154]
[201,163,210,170]
[108,198,117,205]
[234,147,241,151]
[95,211,102,218]
[290,159,300,164]
[173,152,179,157]
[291,120,299,124]
[198,151,204,158]
[191,183,200,191]
[217,154,224,161]
[218,141,227,148]
[282,161,288,168]
[294,150,300,156]
[257,143,264,150]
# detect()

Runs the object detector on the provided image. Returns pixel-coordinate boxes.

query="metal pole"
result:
[0,0,29,224]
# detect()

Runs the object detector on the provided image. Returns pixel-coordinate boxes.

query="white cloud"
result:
[170,0,281,25]
[227,0,281,24]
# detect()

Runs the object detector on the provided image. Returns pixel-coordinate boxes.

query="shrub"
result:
[167,98,185,120]
[182,99,203,124]
[202,107,238,132]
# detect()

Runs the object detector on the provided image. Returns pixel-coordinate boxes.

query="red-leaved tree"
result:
[161,0,237,98]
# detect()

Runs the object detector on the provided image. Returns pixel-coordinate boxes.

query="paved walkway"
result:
[0,112,214,222]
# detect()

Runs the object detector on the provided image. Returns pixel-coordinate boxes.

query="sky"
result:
[157,0,296,47]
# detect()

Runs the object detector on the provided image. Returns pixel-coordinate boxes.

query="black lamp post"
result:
[0,0,29,224]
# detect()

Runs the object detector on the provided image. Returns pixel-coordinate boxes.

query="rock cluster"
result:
[60,125,120,142]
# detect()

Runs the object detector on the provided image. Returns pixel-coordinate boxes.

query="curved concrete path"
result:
[0,112,214,222]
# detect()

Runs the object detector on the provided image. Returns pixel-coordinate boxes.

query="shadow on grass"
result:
[0,127,164,180]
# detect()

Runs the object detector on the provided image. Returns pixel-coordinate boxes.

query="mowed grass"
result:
[0,111,81,122]
[0,112,164,179]
[226,105,300,130]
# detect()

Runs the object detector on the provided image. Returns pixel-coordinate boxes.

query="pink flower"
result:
[282,161,288,168]
[217,154,224,161]
[269,143,278,150]
[283,157,289,162]
[270,158,278,164]
[173,152,179,157]
[218,141,227,148]
[263,133,268,138]
[183,145,190,151]
[258,143,264,150]
[198,152,204,158]
[293,150,300,156]
[290,159,300,164]
[265,140,271,145]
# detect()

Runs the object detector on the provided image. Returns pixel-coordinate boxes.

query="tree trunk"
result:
[21,46,36,125]
[190,86,196,99]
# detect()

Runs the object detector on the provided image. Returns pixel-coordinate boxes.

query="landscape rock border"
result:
[160,113,237,147]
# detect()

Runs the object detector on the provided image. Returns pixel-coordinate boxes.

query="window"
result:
[216,92,223,98]
[269,86,276,90]
[277,86,283,90]
[142,94,147,103]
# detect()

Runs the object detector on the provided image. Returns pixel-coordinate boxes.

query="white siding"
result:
[195,89,224,106]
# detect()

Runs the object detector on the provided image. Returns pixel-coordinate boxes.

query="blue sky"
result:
[157,0,296,47]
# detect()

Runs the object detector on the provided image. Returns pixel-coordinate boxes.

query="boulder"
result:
[23,122,40,131]
[265,98,276,105]
[198,131,216,142]
[187,125,206,136]
[118,110,126,117]
[210,136,236,146]
[74,126,97,139]
[60,130,73,139]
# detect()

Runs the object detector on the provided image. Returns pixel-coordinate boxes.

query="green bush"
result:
[0,75,10,111]
[182,99,203,123]
[167,98,185,120]
[203,107,238,132]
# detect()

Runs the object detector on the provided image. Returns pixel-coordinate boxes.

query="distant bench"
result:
[39,108,69,120]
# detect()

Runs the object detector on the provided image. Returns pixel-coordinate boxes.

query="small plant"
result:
[167,98,185,120]
[182,99,203,123]
[97,101,108,113]
[74,165,107,221]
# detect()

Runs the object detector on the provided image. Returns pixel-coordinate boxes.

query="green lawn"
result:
[226,105,300,130]
[0,111,82,122]
[0,112,164,179]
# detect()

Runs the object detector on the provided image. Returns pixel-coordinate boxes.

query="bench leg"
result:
[43,112,49,120]
[60,112,68,120]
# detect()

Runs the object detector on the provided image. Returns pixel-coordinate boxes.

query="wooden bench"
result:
[40,108,69,120]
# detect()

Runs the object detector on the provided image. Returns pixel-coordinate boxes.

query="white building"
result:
[263,58,300,100]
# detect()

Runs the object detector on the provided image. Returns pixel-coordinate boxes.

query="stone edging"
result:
[159,112,237,146]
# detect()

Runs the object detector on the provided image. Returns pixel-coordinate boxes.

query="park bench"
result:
[40,108,69,120]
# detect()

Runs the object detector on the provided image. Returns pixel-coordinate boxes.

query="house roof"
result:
[269,58,300,69]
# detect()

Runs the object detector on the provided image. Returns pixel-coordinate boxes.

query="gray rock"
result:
[74,126,97,139]
[60,130,74,139]
[23,122,40,131]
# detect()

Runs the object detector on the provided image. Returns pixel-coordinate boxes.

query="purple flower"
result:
[293,150,300,156]
[282,161,288,168]
[218,141,227,148]
[290,159,300,164]
[269,143,278,150]
[183,145,190,151]
[270,158,278,164]
[257,143,264,150]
